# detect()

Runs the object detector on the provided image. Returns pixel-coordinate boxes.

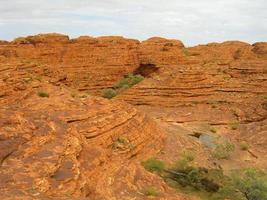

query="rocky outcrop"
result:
[0,34,140,94]
[0,33,267,199]
[138,37,185,66]
[0,85,165,199]
[252,42,267,58]
[117,41,267,124]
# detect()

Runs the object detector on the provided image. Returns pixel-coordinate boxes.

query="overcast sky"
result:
[0,0,266,46]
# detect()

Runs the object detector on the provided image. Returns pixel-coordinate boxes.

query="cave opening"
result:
[133,63,159,78]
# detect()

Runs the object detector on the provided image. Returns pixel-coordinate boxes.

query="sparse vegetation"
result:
[232,168,267,200]
[112,137,133,151]
[142,155,267,200]
[114,73,144,90]
[102,88,117,99]
[212,141,235,159]
[183,150,195,162]
[142,186,160,196]
[102,73,144,99]
[167,151,222,193]
[37,91,49,98]
[240,142,249,151]
[210,126,217,133]
[141,158,165,173]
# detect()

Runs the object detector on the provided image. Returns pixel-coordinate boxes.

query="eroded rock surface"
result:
[0,85,166,199]
[0,33,267,199]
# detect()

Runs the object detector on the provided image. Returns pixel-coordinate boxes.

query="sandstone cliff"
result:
[0,33,266,199]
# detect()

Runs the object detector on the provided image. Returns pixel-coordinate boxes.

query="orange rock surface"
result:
[0,84,167,199]
[0,33,267,199]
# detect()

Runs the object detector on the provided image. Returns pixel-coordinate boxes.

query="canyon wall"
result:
[0,33,267,199]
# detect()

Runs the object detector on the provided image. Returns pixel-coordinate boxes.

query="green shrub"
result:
[210,127,217,133]
[37,91,49,98]
[176,150,195,170]
[142,186,160,196]
[102,74,144,99]
[240,142,249,151]
[232,168,267,200]
[102,88,117,99]
[114,73,144,90]
[212,183,243,200]
[128,74,144,85]
[170,156,223,193]
[182,150,195,162]
[113,78,130,89]
[142,155,267,200]
[142,158,165,173]
[212,141,235,159]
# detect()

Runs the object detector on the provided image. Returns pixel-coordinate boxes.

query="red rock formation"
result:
[118,41,267,123]
[0,84,166,199]
[0,34,140,95]
[0,33,267,199]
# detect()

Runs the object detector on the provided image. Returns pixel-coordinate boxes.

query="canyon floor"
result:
[0,34,266,200]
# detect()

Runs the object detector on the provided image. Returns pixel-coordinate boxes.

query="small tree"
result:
[102,88,117,99]
[233,168,267,200]
[141,158,165,173]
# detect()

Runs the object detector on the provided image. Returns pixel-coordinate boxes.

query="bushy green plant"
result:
[142,158,165,173]
[113,78,130,89]
[114,73,144,90]
[142,154,267,200]
[232,168,267,200]
[128,74,144,85]
[171,160,222,193]
[212,141,235,160]
[37,91,49,98]
[102,73,144,99]
[102,88,117,99]
[210,126,217,133]
[142,186,160,196]
[176,150,195,170]
[240,142,249,151]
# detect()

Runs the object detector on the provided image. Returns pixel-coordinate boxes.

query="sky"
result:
[0,0,266,46]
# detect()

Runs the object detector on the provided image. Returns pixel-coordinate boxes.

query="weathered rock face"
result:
[1,33,267,199]
[118,41,267,123]
[0,85,165,199]
[138,37,185,66]
[252,42,267,57]
[117,40,267,170]
[0,34,141,94]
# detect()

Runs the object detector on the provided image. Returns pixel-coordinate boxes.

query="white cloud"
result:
[0,0,266,46]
